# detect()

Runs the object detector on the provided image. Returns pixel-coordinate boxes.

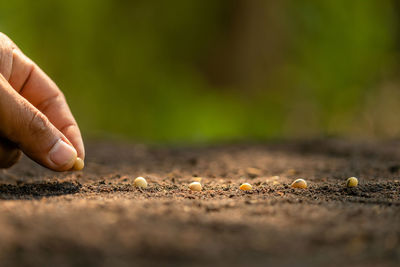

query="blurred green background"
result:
[1,0,400,143]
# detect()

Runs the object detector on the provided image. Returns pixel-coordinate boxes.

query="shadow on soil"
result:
[0,181,81,200]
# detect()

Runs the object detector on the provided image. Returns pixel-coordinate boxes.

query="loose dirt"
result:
[0,140,399,266]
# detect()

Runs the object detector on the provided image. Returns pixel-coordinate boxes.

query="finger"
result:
[0,74,77,171]
[0,138,21,169]
[8,48,85,160]
[0,33,13,80]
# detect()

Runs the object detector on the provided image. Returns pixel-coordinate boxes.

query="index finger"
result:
[8,48,85,160]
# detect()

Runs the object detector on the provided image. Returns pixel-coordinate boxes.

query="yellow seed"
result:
[239,183,252,191]
[73,157,84,171]
[346,177,358,187]
[189,182,202,191]
[291,178,307,189]
[134,177,148,188]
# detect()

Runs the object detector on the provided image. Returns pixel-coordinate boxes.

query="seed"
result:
[134,177,148,188]
[239,183,252,191]
[73,157,84,171]
[287,169,298,175]
[189,182,202,191]
[246,167,262,178]
[346,177,358,187]
[291,178,307,189]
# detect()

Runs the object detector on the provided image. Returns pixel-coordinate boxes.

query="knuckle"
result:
[53,89,65,102]
[36,91,64,114]
[0,32,14,47]
[27,109,50,138]
[0,33,12,50]
[0,32,7,41]
[59,91,66,100]
[0,32,14,79]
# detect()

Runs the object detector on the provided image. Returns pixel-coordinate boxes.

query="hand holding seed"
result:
[0,32,84,171]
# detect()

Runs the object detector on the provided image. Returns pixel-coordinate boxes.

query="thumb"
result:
[0,74,77,171]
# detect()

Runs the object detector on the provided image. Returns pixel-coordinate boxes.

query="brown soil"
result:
[0,140,399,267]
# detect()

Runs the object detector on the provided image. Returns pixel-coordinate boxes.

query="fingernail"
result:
[49,139,77,167]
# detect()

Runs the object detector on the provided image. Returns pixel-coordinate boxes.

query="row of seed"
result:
[133,176,359,191]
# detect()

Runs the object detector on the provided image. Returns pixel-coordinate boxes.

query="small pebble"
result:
[291,178,307,189]
[134,177,148,188]
[239,183,252,191]
[189,182,202,191]
[346,177,358,187]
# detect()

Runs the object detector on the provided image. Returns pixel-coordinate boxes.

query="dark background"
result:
[2,0,399,143]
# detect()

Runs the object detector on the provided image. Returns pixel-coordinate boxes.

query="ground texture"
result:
[0,140,399,267]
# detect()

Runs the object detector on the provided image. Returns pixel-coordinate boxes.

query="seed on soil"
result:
[134,177,148,188]
[73,157,84,171]
[346,177,358,187]
[189,182,202,191]
[246,167,262,178]
[291,178,307,189]
[239,183,252,191]
[287,169,298,175]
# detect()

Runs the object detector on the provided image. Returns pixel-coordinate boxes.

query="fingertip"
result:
[60,124,85,160]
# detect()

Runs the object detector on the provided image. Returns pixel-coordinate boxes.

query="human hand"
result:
[0,32,84,171]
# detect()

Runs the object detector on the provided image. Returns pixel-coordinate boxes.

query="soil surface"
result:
[0,140,399,267]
